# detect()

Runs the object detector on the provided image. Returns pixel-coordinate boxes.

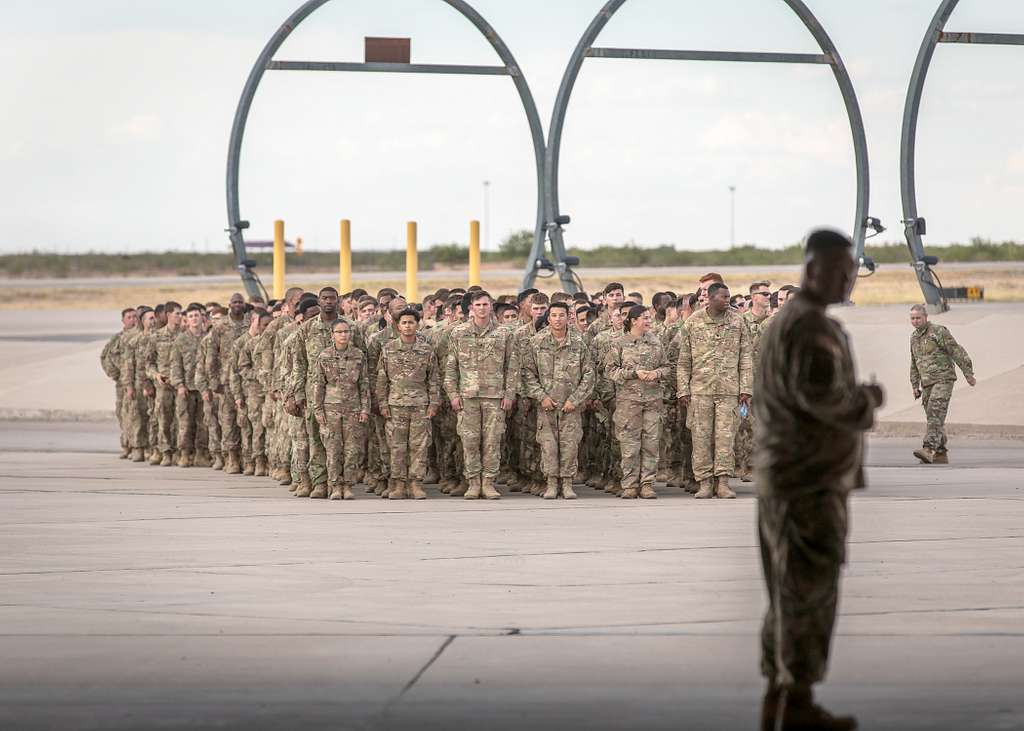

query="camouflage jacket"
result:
[290,315,363,402]
[677,307,753,398]
[146,326,180,386]
[228,332,253,402]
[118,330,144,391]
[100,332,125,382]
[312,344,370,419]
[135,330,158,392]
[522,328,595,407]
[205,315,249,393]
[444,318,519,401]
[272,321,300,396]
[910,323,974,389]
[170,329,203,390]
[376,336,441,409]
[254,315,292,393]
[592,327,624,402]
[512,321,540,396]
[605,331,671,404]
[366,324,400,410]
[742,310,772,383]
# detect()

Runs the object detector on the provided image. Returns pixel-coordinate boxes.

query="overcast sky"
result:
[2,0,1023,254]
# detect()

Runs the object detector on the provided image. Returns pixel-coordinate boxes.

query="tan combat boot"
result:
[177,451,191,468]
[328,483,343,500]
[131,448,146,462]
[424,466,439,484]
[211,453,224,471]
[148,449,161,465]
[655,468,669,483]
[932,450,949,464]
[530,480,545,496]
[243,458,255,476]
[194,450,213,468]
[450,480,469,498]
[507,475,524,493]
[388,480,407,500]
[463,477,482,500]
[715,476,736,499]
[119,446,130,459]
[279,470,293,487]
[621,486,638,499]
[438,479,454,495]
[408,481,427,500]
[375,478,390,497]
[542,477,559,500]
[225,450,242,475]
[694,479,715,499]
[913,447,935,464]
[481,477,501,500]
[294,472,313,498]
[685,479,700,494]
[561,478,578,500]
[639,484,658,499]
[310,482,328,499]
[342,484,355,500]
[160,452,173,467]
[254,455,269,477]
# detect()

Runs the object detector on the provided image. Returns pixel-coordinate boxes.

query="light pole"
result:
[482,180,491,250]
[728,185,736,248]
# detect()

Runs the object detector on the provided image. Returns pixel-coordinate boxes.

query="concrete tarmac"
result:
[1,424,1022,730]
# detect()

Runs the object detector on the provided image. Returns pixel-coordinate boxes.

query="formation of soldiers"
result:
[99,274,973,501]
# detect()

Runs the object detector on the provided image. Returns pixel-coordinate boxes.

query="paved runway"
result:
[1,424,1021,730]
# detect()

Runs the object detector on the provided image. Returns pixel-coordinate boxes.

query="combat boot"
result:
[211,453,224,471]
[388,480,407,500]
[621,486,638,499]
[639,484,658,499]
[586,474,601,488]
[715,476,736,499]
[243,459,255,476]
[131,448,146,462]
[507,475,523,493]
[342,484,355,500]
[913,447,935,464]
[542,477,559,500]
[561,478,577,500]
[450,480,469,497]
[463,477,482,500]
[685,479,700,494]
[694,479,715,499]
[607,482,623,497]
[365,479,377,493]
[376,479,391,497]
[530,480,546,496]
[194,449,212,468]
[177,451,191,468]
[481,477,501,500]
[254,455,269,477]
[119,446,130,459]
[279,471,293,487]
[148,449,162,465]
[932,450,949,464]
[225,450,242,475]
[762,686,858,731]
[408,481,427,500]
[294,472,313,498]
[424,466,439,484]
[310,482,328,499]
[655,468,669,483]
[328,483,343,500]
[160,452,173,467]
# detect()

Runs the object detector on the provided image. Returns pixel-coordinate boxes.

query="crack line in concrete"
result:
[399,634,455,697]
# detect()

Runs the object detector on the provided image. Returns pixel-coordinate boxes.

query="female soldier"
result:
[312,320,370,500]
[604,305,672,499]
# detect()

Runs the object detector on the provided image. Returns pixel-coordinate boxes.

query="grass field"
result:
[1,264,1019,310]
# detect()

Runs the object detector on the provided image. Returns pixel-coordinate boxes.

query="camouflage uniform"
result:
[605,331,671,493]
[258,315,296,479]
[734,309,771,479]
[119,329,148,453]
[194,332,218,464]
[100,331,128,454]
[910,322,974,454]
[313,344,370,491]
[512,322,544,489]
[229,331,255,472]
[376,336,441,484]
[282,326,309,485]
[591,327,625,490]
[522,328,595,481]
[137,330,159,458]
[677,308,753,482]
[145,325,180,459]
[170,329,206,460]
[431,320,464,491]
[664,325,695,487]
[443,319,519,489]
[206,315,249,469]
[366,324,401,487]
[755,292,877,689]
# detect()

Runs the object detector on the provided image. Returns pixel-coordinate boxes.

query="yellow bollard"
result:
[295,237,303,256]
[406,222,418,302]
[339,219,352,293]
[273,220,285,299]
[469,220,481,287]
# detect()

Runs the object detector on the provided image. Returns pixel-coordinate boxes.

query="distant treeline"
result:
[1,236,1021,279]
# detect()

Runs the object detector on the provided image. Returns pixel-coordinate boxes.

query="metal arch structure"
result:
[226,0,547,301]
[532,0,876,294]
[899,0,1024,312]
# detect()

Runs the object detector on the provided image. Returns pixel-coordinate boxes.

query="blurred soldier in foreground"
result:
[756,229,883,731]
[101,307,138,458]
[909,304,976,464]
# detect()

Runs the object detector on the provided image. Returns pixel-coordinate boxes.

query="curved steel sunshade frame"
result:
[226,0,547,300]
[900,0,1024,311]
[532,0,872,293]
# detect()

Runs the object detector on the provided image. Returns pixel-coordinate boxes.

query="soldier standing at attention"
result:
[101,308,139,459]
[171,305,208,467]
[146,302,182,467]
[196,307,223,470]
[120,307,154,462]
[677,282,753,500]
[734,281,772,481]
[444,290,519,500]
[909,304,976,464]
[756,228,883,731]
[207,293,249,475]
[313,320,370,500]
[523,301,595,499]
[605,305,671,499]
[376,308,440,500]
[365,296,408,497]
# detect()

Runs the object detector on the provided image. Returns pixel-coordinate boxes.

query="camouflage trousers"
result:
[114,383,128,450]
[204,392,221,458]
[456,397,507,480]
[675,401,694,483]
[236,398,252,465]
[175,390,205,456]
[537,409,583,478]
[290,410,310,478]
[733,412,755,479]
[759,488,847,688]
[385,405,431,481]
[217,389,241,455]
[305,407,329,487]
[372,413,391,481]
[323,404,367,486]
[155,383,177,454]
[436,404,463,484]
[614,399,663,490]
[515,398,542,481]
[687,395,738,481]
[122,391,149,450]
[246,387,266,459]
[366,408,385,482]
[145,391,158,452]
[658,398,677,473]
[596,398,622,483]
[921,381,953,452]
